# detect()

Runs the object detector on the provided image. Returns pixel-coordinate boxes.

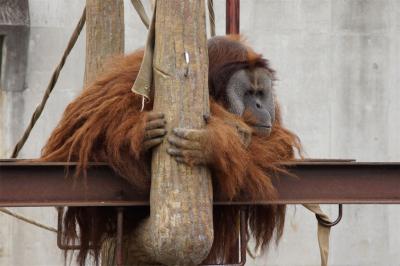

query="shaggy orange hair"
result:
[41,36,301,265]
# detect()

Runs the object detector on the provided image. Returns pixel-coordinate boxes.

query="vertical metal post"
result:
[239,208,247,265]
[116,207,124,266]
[226,0,240,34]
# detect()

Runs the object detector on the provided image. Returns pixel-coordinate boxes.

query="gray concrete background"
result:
[1,0,400,265]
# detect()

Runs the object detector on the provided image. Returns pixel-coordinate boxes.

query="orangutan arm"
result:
[167,100,290,202]
[167,116,276,202]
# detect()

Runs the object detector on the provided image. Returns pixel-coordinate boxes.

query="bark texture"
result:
[84,0,124,85]
[128,1,213,265]
[84,0,124,264]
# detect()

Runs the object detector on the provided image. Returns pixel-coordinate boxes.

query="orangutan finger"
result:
[143,137,164,150]
[167,147,183,157]
[172,128,204,141]
[144,128,167,140]
[146,112,164,121]
[167,148,205,165]
[174,156,187,164]
[173,156,194,165]
[168,135,201,150]
[174,156,204,166]
[237,128,252,147]
[184,150,204,159]
[146,119,166,130]
[168,147,203,157]
[203,114,211,124]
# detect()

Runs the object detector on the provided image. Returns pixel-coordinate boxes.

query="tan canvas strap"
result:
[131,0,156,102]
[130,0,216,102]
[303,204,331,266]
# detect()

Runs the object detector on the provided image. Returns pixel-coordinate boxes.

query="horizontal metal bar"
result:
[1,160,400,207]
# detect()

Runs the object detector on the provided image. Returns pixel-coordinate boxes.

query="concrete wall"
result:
[1,0,400,265]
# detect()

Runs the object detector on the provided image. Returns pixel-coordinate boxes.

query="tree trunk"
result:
[151,0,213,263]
[82,0,124,265]
[84,0,124,85]
[126,1,213,265]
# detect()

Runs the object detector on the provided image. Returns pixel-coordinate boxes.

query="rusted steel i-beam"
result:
[226,0,240,34]
[1,160,400,206]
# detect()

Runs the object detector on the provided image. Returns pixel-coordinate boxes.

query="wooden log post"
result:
[84,0,124,85]
[82,0,124,264]
[126,1,213,265]
[151,1,213,263]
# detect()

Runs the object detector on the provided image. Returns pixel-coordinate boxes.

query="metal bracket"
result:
[316,204,343,227]
[57,207,99,250]
[202,208,247,266]
[57,207,247,266]
[57,207,124,266]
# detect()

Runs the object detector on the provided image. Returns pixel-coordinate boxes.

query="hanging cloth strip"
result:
[130,0,156,105]
[303,204,331,266]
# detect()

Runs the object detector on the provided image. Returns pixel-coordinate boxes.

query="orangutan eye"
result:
[256,91,264,97]
[244,90,254,96]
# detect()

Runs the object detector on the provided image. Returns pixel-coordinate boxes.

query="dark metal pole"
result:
[226,0,240,34]
[116,207,124,266]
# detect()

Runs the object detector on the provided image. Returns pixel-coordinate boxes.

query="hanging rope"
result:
[0,208,57,233]
[208,0,216,37]
[11,7,86,158]
[4,6,86,235]
[130,0,150,29]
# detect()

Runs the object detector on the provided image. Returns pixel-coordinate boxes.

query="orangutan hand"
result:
[205,114,252,148]
[142,112,167,151]
[230,121,252,148]
[167,128,211,166]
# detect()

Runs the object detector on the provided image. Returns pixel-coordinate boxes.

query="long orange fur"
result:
[41,36,301,265]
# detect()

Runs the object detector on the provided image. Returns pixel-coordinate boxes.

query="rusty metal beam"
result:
[226,0,240,34]
[1,160,400,207]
